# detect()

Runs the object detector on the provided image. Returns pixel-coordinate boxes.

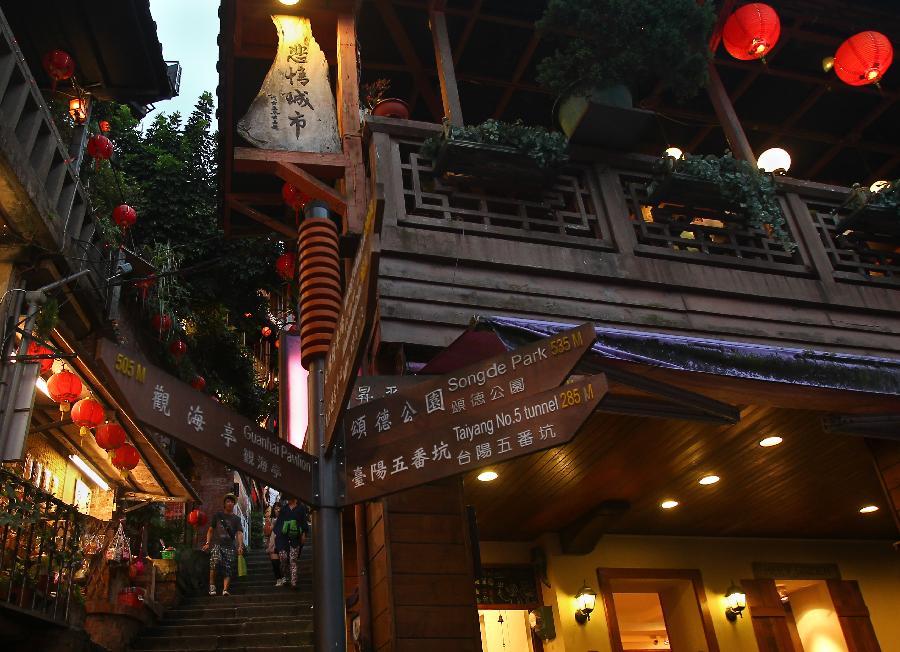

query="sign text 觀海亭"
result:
[343,374,607,504]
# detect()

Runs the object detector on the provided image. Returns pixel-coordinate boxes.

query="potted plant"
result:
[536,0,715,147]
[646,153,796,251]
[420,119,569,191]
[834,180,900,238]
[362,79,410,120]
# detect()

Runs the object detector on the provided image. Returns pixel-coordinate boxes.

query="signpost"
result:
[347,376,432,409]
[96,339,317,505]
[344,374,607,503]
[323,203,380,450]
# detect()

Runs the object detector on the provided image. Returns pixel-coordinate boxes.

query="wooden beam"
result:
[337,12,367,234]
[451,0,483,65]
[274,162,348,216]
[226,195,297,239]
[429,9,464,127]
[493,33,540,119]
[374,0,444,121]
[706,63,756,162]
[760,85,828,151]
[234,147,348,174]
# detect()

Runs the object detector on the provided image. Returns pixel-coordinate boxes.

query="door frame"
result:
[597,567,721,652]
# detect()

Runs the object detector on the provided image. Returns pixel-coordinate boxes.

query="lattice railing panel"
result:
[395,139,612,248]
[807,202,900,286]
[619,174,806,273]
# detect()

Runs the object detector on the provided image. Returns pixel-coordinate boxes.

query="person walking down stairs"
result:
[274,496,308,590]
[202,493,244,596]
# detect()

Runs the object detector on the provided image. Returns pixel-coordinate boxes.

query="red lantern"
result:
[281,183,308,215]
[46,369,82,413]
[94,422,127,451]
[113,204,137,231]
[27,340,54,375]
[723,3,781,61]
[99,120,111,133]
[188,509,208,527]
[42,50,75,91]
[261,326,273,338]
[190,375,206,391]
[151,314,172,335]
[87,134,113,169]
[169,339,187,358]
[834,31,894,86]
[111,444,140,472]
[134,277,155,300]
[71,398,104,438]
[275,252,297,281]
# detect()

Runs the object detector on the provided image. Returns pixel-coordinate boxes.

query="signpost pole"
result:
[309,358,346,651]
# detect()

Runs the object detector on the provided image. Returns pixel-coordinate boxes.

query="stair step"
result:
[150,615,313,631]
[130,648,312,652]
[145,618,313,637]
[165,602,312,621]
[130,631,314,651]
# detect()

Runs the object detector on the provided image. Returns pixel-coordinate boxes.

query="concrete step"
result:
[130,630,314,651]
[130,647,312,652]
[144,618,313,638]
[181,592,310,606]
[164,602,312,622]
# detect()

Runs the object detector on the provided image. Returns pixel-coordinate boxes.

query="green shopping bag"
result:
[237,554,247,577]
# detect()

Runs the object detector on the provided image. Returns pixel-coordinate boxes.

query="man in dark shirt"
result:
[202,493,244,596]
[273,495,309,589]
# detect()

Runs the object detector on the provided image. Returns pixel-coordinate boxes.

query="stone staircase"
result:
[129,546,314,652]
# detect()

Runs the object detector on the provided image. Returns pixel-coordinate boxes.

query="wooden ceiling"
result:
[462,401,897,541]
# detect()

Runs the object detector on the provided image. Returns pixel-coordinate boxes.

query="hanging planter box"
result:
[431,139,560,192]
[645,172,748,223]
[834,204,900,238]
[558,88,655,149]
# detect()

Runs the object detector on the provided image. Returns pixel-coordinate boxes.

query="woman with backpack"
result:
[265,502,285,586]
[273,495,308,589]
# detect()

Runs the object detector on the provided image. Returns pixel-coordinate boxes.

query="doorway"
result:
[778,579,849,652]
[479,609,536,652]
[598,569,720,652]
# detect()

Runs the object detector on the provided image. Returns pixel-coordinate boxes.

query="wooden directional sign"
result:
[96,339,317,505]
[344,374,608,503]
[348,376,433,409]
[323,201,380,450]
[341,323,597,455]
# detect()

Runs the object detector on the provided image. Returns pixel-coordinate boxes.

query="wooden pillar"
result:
[429,6,464,127]
[336,12,367,234]
[367,478,481,652]
[707,63,755,163]
[826,580,883,651]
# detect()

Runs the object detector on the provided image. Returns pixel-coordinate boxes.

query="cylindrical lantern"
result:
[71,398,104,438]
[151,313,172,335]
[187,509,208,527]
[275,252,297,281]
[113,204,137,230]
[27,340,54,375]
[834,31,894,86]
[95,423,127,451]
[42,50,75,91]
[190,375,206,391]
[111,443,140,472]
[723,3,781,60]
[47,369,82,412]
[169,339,187,358]
[86,134,113,168]
[68,98,87,125]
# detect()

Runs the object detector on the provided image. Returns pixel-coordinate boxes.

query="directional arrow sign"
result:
[343,374,608,504]
[340,322,596,456]
[348,376,433,409]
[96,339,317,505]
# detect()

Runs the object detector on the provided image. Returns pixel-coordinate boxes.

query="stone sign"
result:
[96,339,317,505]
[237,15,340,153]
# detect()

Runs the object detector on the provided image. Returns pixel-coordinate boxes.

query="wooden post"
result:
[337,12,367,234]
[429,7,464,127]
[707,63,756,163]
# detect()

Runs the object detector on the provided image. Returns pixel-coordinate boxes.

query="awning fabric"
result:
[476,316,900,396]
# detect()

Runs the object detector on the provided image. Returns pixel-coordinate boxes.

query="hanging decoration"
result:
[187,509,208,527]
[275,252,297,281]
[113,204,137,231]
[190,375,206,391]
[99,120,111,133]
[42,50,75,91]
[723,3,781,61]
[111,444,140,473]
[86,134,113,169]
[47,368,82,413]
[26,340,55,375]
[68,98,87,125]
[106,521,131,563]
[282,183,309,220]
[151,313,172,336]
[134,277,155,300]
[261,326,273,338]
[834,31,894,86]
[94,423,127,452]
[169,339,187,359]
[71,398,104,439]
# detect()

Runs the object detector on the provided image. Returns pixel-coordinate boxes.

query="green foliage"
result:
[846,179,900,214]
[421,119,569,170]
[83,92,282,421]
[650,153,796,251]
[536,0,715,100]
[33,297,59,340]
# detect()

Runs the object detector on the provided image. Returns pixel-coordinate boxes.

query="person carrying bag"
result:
[273,495,308,589]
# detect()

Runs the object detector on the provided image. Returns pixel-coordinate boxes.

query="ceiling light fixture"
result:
[69,454,110,491]
[859,505,879,514]
[759,436,783,447]
[278,0,300,5]
[660,500,679,509]
[477,470,498,482]
[699,475,720,485]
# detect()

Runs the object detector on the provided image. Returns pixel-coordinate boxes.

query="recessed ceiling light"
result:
[759,436,783,447]
[477,470,498,482]
[278,0,300,5]
[699,475,720,485]
[859,505,879,514]
[660,500,679,510]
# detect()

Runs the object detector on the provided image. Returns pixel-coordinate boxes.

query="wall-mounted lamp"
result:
[574,581,596,624]
[724,581,747,622]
